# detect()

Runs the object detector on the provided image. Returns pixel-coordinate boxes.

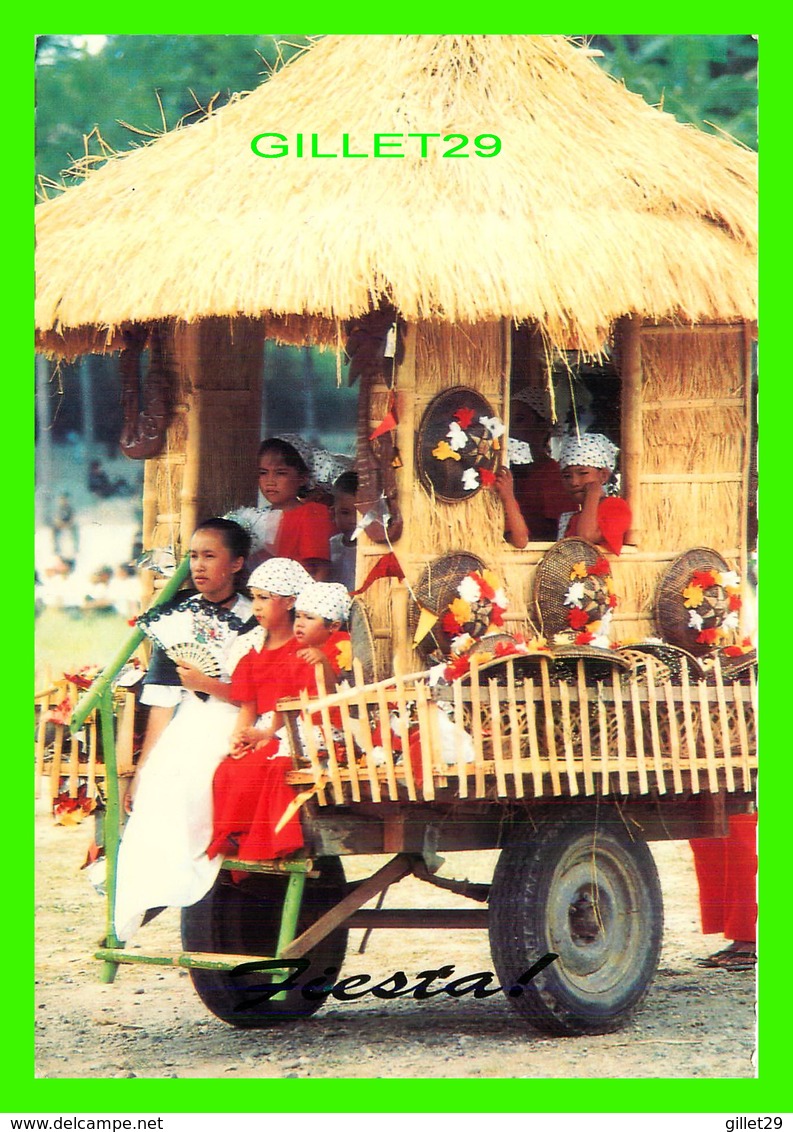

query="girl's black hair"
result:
[193,518,251,584]
[257,437,310,476]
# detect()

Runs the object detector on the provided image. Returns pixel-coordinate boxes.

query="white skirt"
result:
[113,692,239,942]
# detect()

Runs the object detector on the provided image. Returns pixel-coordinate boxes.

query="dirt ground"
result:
[34,798,757,1080]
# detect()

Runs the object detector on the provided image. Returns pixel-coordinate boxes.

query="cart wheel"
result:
[488,808,663,1036]
[181,857,348,1027]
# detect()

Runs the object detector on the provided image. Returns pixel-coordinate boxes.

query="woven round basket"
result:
[654,547,734,657]
[416,386,499,503]
[348,597,379,684]
[532,537,612,641]
[711,649,757,683]
[464,641,552,686]
[408,551,486,657]
[617,642,706,684]
[549,644,632,683]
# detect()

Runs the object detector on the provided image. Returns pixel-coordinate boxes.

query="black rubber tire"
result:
[181,857,348,1027]
[488,807,664,1036]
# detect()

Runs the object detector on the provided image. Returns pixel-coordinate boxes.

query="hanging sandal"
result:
[696,947,757,971]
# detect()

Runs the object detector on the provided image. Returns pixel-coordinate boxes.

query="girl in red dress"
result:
[256,437,333,579]
[208,557,316,862]
[557,432,632,555]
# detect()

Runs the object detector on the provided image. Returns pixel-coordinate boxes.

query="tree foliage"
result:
[35,35,311,191]
[588,35,757,150]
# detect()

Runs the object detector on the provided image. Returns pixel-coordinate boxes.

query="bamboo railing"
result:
[280,654,757,806]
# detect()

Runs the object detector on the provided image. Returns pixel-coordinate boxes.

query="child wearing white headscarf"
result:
[557,433,631,555]
[294,581,353,682]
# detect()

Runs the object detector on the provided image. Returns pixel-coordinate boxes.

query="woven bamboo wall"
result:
[355,318,752,670]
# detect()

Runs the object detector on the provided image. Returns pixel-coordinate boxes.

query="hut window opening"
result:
[508,324,623,545]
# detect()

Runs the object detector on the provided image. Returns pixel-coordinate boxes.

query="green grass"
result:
[35,607,132,687]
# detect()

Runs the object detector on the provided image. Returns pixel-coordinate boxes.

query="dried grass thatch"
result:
[36,35,756,360]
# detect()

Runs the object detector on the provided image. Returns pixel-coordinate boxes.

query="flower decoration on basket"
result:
[440,569,508,656]
[682,567,742,647]
[554,557,618,649]
[431,406,504,494]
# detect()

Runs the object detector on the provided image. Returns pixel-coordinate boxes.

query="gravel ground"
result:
[34,802,757,1080]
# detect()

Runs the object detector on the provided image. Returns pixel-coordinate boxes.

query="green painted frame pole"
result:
[67,555,191,982]
[97,687,122,982]
[272,871,308,1001]
[70,557,192,733]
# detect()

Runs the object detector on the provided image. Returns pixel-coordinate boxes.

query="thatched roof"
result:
[35,34,757,359]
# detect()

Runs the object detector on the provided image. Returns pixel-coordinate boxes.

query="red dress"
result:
[565,496,631,555]
[514,457,574,541]
[689,813,757,943]
[275,502,332,569]
[208,638,318,862]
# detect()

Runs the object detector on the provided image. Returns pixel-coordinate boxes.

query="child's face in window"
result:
[560,464,609,503]
[332,491,358,537]
[294,610,336,647]
[249,587,295,629]
[258,455,306,508]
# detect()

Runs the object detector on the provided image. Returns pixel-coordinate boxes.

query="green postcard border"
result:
[21,9,783,1118]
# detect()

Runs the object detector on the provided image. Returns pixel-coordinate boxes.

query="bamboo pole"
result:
[732,679,752,793]
[414,684,435,802]
[394,674,418,802]
[523,678,545,798]
[86,715,99,797]
[664,680,684,794]
[489,679,507,797]
[506,663,524,798]
[645,669,666,795]
[712,658,735,793]
[620,314,643,545]
[576,661,594,795]
[452,677,468,800]
[596,688,610,795]
[697,680,720,794]
[298,689,328,806]
[611,668,629,795]
[337,696,361,802]
[680,661,700,793]
[352,659,380,803]
[376,684,399,801]
[469,657,486,797]
[558,681,579,797]
[628,675,649,795]
[34,686,54,797]
[542,664,562,795]
[315,667,345,804]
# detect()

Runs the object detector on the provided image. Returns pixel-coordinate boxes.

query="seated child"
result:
[256,437,333,579]
[328,471,358,591]
[294,581,353,683]
[207,557,319,863]
[557,433,631,555]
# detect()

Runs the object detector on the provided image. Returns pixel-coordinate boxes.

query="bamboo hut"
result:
[36,34,757,668]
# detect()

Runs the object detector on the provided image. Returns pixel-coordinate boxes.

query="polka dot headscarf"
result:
[248,558,312,596]
[512,386,553,420]
[559,432,619,472]
[296,582,353,624]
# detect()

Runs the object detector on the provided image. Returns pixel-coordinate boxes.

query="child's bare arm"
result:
[574,482,605,545]
[229,702,259,752]
[297,648,338,690]
[491,467,530,549]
